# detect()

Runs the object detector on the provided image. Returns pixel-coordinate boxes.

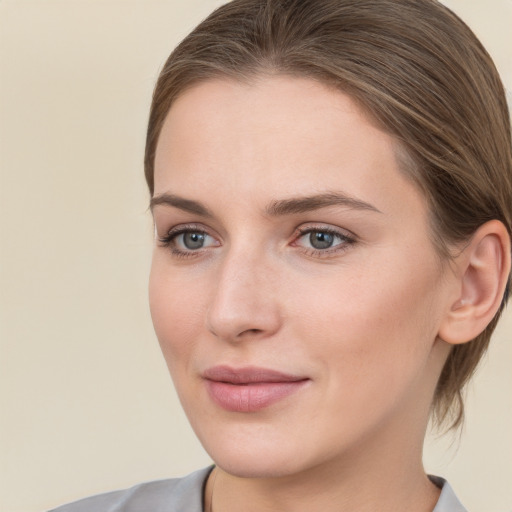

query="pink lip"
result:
[203,366,309,413]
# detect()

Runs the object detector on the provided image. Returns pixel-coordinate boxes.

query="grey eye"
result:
[309,231,335,249]
[183,232,206,249]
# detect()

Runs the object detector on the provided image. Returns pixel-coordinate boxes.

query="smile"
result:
[203,366,310,413]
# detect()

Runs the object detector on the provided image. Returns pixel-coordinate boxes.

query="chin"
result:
[211,450,305,479]
[202,423,356,482]
[194,422,312,479]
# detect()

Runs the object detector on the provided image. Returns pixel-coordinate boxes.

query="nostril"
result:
[240,328,264,336]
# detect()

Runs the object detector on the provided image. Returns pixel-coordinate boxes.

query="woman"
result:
[51,0,511,510]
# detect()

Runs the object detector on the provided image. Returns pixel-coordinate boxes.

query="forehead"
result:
[153,76,426,223]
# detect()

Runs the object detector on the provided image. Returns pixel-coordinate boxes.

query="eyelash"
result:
[157,224,213,259]
[292,226,356,258]
[157,224,357,259]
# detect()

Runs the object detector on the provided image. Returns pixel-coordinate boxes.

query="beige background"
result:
[0,1,511,511]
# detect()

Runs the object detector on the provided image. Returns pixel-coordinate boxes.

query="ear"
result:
[438,220,511,345]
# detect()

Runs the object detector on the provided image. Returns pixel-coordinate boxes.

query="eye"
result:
[158,225,219,257]
[307,231,337,250]
[179,231,209,250]
[293,227,355,255]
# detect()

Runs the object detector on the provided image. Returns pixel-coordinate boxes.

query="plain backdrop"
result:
[0,1,511,511]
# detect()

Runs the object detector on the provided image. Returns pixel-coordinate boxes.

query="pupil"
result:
[310,231,334,249]
[184,232,205,249]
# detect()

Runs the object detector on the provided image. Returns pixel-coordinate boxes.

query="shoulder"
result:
[430,476,468,512]
[48,466,214,512]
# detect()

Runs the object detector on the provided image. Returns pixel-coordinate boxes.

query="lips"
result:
[203,365,309,412]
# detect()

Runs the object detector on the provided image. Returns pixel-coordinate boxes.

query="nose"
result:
[206,249,282,342]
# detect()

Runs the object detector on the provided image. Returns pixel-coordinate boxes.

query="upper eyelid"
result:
[296,226,349,235]
[168,223,208,234]
[158,222,214,237]
[294,223,357,239]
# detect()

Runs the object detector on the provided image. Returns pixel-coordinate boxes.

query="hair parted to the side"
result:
[144,0,512,430]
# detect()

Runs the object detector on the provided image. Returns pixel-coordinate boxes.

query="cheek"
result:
[148,258,206,372]
[291,255,442,394]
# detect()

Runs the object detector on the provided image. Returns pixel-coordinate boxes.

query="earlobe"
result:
[438,220,511,345]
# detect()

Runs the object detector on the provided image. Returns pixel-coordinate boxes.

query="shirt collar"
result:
[430,476,468,512]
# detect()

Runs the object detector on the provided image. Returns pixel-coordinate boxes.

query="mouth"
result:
[202,365,310,413]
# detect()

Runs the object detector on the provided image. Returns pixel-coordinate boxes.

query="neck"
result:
[204,404,440,512]
[206,455,438,512]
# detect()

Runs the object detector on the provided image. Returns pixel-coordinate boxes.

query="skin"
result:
[149,76,462,512]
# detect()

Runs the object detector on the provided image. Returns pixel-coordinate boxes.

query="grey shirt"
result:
[49,466,468,512]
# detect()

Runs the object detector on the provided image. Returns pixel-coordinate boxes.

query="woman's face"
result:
[149,76,454,478]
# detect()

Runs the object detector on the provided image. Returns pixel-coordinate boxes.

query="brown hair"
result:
[144,0,512,429]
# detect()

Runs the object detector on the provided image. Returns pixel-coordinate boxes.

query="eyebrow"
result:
[150,193,213,217]
[265,192,381,216]
[149,191,381,217]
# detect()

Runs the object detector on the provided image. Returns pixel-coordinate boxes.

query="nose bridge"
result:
[206,242,280,341]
